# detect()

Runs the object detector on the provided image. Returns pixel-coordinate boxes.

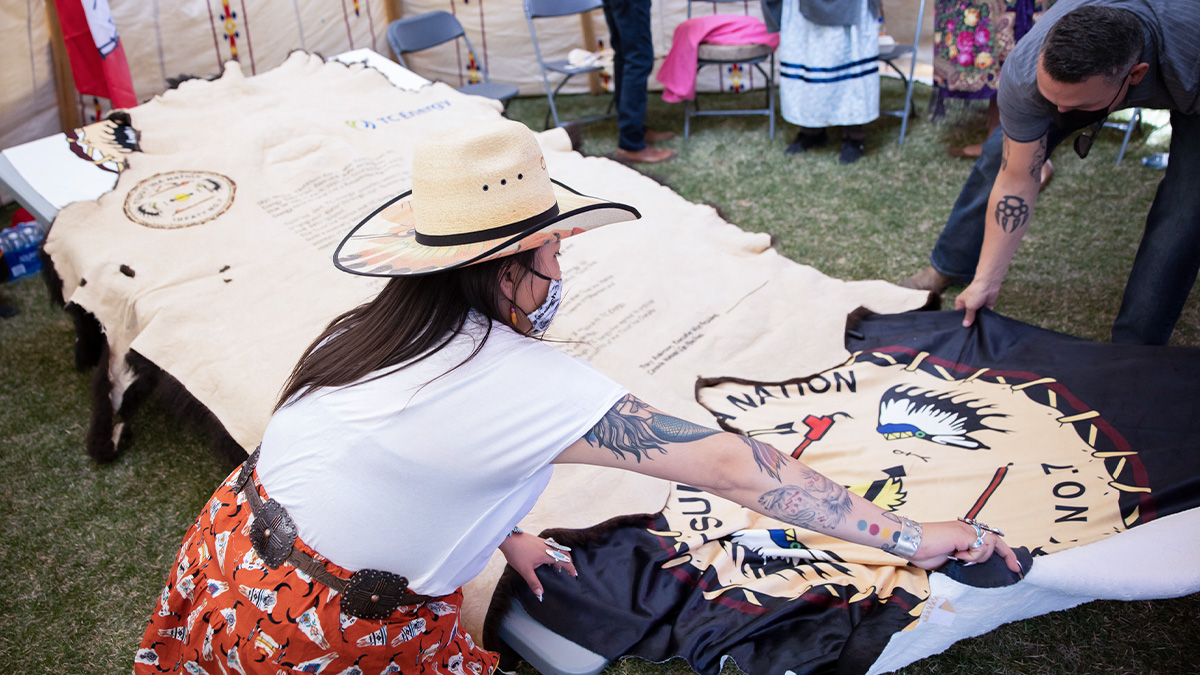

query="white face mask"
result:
[524,277,562,335]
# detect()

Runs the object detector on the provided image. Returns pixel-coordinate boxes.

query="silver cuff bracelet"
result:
[888,516,923,559]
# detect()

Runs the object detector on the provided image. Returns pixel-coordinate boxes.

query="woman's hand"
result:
[497,531,578,601]
[907,520,1022,574]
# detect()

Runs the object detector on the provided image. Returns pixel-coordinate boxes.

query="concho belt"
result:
[234,447,435,620]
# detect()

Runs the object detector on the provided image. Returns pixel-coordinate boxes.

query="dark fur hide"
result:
[39,244,64,307]
[125,350,246,469]
[65,302,104,371]
[85,338,120,462]
[45,254,243,467]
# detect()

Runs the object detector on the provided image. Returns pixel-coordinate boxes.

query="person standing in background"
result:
[932,0,1054,188]
[604,0,676,163]
[773,0,881,164]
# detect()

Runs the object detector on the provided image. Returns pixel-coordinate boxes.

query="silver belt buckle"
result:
[341,569,413,620]
[249,498,298,568]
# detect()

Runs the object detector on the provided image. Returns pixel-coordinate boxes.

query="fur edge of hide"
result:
[39,246,64,307]
[64,302,104,371]
[60,294,244,468]
[126,350,247,470]
[86,338,119,462]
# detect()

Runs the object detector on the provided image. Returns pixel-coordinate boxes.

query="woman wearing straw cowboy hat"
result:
[135,120,1021,674]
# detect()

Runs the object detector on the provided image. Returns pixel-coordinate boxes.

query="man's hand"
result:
[955,279,1001,327]
[962,132,1047,329]
[498,531,577,601]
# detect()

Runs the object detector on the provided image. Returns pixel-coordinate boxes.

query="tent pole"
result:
[44,0,81,133]
[579,11,603,94]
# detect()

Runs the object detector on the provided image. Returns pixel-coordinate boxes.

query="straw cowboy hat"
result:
[334,119,640,277]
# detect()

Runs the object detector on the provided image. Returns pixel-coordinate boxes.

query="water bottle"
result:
[1,220,45,281]
[1141,153,1168,170]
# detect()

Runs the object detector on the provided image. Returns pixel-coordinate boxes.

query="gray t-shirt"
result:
[998,0,1200,142]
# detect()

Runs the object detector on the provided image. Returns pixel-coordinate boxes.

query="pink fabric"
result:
[656,15,780,103]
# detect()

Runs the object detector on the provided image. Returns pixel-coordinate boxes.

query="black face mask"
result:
[1051,73,1130,158]
[1050,105,1112,133]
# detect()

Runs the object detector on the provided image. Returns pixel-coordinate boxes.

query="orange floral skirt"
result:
[134,465,498,674]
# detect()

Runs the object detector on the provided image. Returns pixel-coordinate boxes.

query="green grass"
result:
[1,78,1197,674]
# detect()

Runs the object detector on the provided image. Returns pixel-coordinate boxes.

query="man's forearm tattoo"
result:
[739,435,787,481]
[585,394,719,462]
[995,194,1030,233]
[757,469,855,530]
[1028,135,1048,181]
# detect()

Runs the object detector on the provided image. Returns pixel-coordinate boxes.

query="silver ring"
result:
[958,516,1004,537]
[546,549,571,564]
[545,538,572,552]
[962,520,986,550]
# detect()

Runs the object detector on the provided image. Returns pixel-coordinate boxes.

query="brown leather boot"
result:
[898,265,953,292]
[615,146,676,164]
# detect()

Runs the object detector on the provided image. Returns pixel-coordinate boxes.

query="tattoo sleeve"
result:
[647,411,722,443]
[757,469,855,530]
[994,194,1030,233]
[1028,135,1047,181]
[583,396,788,481]
[738,435,787,481]
[584,394,719,462]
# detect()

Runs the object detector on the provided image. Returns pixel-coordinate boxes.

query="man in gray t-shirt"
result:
[900,0,1200,345]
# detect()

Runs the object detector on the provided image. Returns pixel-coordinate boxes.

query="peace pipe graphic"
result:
[746,413,852,459]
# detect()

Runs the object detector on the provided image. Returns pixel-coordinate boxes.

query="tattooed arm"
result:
[555,394,1020,572]
[956,131,1048,328]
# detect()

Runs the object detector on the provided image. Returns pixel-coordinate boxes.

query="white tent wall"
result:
[2,0,930,194]
[1,1,59,151]
[1,0,394,154]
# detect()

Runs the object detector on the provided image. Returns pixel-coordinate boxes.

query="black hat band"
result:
[414,203,560,247]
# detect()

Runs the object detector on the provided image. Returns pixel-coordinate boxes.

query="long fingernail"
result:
[536,593,543,602]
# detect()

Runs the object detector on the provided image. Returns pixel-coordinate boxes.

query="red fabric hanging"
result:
[53,0,137,108]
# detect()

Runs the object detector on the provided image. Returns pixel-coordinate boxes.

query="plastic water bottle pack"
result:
[1,219,46,282]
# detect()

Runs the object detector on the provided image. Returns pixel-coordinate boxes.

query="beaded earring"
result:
[510,305,518,326]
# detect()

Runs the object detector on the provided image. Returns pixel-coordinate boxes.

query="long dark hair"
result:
[275,250,538,411]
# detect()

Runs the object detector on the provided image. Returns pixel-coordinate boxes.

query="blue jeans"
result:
[603,0,653,152]
[929,113,1200,345]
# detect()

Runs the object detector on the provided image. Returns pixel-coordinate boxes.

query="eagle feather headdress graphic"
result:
[876,385,1007,450]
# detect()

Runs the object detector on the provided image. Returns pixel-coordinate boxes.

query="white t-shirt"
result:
[256,315,627,596]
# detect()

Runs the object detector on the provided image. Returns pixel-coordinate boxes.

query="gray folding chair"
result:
[683,0,776,139]
[1104,107,1143,164]
[524,0,615,129]
[387,11,519,105]
[877,0,927,145]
